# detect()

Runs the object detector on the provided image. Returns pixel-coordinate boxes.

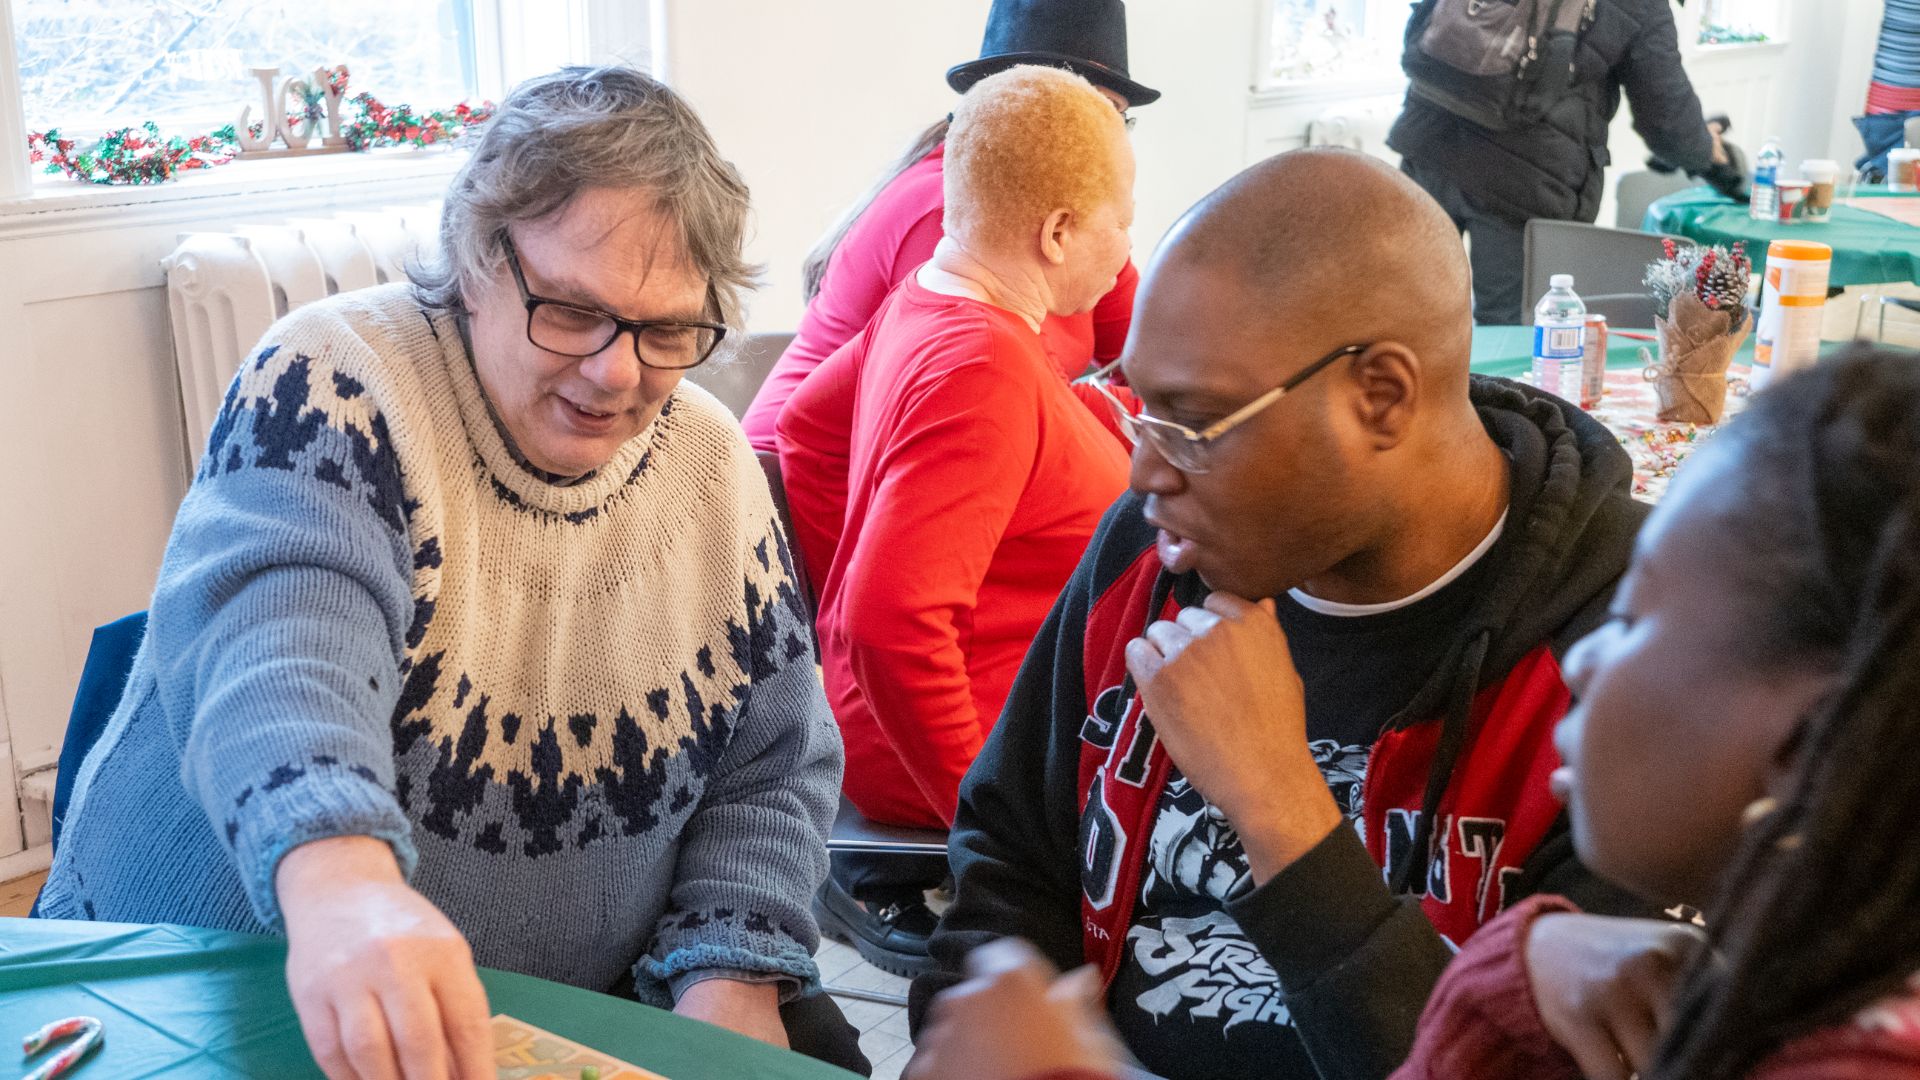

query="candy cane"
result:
[20,1016,103,1080]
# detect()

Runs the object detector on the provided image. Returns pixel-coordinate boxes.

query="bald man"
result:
[910,149,1656,1080]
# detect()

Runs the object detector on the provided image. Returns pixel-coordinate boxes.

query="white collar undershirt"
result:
[915,262,1044,333]
[1288,509,1509,618]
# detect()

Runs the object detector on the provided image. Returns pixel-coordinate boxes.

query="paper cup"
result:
[1891,148,1920,193]
[1802,159,1838,221]
[1776,179,1810,222]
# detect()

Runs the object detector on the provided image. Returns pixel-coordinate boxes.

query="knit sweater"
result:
[39,284,843,1007]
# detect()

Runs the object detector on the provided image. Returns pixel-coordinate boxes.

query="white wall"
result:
[660,0,1263,333]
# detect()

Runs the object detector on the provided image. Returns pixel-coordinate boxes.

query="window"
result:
[1264,0,1411,86]
[1697,0,1776,44]
[13,0,476,135]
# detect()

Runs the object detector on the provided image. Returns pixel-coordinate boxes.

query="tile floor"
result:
[817,937,916,1079]
[0,871,914,1076]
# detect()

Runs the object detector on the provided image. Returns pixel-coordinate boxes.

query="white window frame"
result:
[0,0,657,206]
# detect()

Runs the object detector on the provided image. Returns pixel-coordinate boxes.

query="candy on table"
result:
[20,1016,104,1080]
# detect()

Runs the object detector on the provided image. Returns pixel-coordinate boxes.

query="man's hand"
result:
[673,978,789,1050]
[905,939,1126,1080]
[1124,593,1343,884]
[277,835,494,1080]
[1525,913,1707,1080]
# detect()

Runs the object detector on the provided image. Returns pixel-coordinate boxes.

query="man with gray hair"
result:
[39,67,863,1077]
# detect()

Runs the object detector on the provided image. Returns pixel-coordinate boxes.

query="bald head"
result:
[1153,148,1473,388]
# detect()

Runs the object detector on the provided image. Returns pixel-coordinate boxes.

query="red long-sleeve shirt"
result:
[742,143,1138,453]
[776,277,1130,829]
[1392,896,1920,1080]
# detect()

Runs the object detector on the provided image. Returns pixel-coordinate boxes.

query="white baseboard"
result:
[0,842,51,884]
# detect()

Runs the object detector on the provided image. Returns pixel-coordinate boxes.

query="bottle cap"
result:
[1550,274,1574,289]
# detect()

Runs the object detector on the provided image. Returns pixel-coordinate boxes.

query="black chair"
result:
[686,332,792,418]
[1522,219,1692,327]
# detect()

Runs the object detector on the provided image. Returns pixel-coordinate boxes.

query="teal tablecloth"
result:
[1469,324,1667,378]
[0,918,858,1079]
[1641,185,1920,287]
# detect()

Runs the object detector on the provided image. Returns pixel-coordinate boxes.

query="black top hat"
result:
[946,0,1161,108]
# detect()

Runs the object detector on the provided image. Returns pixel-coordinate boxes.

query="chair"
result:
[1522,220,1690,327]
[1857,295,1920,343]
[686,331,792,418]
[49,612,148,852]
[1614,170,1696,231]
[754,449,818,629]
[29,611,148,917]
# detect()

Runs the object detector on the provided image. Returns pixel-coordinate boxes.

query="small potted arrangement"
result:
[1642,239,1753,424]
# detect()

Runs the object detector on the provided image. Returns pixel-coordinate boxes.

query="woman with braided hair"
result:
[904,344,1920,1080]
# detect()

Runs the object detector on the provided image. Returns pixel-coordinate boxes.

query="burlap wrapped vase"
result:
[1644,291,1751,425]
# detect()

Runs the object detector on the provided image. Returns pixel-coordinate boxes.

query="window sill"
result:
[1685,39,1789,58]
[0,147,466,238]
[1251,72,1408,108]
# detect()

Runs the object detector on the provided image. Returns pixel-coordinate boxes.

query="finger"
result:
[1049,963,1105,1008]
[1141,618,1191,659]
[293,995,358,1080]
[432,964,494,1080]
[1124,636,1166,686]
[962,937,1056,982]
[1173,605,1222,635]
[1556,1020,1633,1080]
[337,995,404,1080]
[377,979,450,1080]
[1609,1001,1660,1076]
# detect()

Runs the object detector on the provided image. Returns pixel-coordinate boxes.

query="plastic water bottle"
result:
[1531,275,1587,401]
[1750,137,1785,220]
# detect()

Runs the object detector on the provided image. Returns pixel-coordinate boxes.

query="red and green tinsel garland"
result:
[26,82,494,186]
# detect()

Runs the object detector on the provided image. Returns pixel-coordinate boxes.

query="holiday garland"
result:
[26,68,493,186]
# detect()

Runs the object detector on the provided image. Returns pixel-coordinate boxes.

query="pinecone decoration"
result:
[1699,256,1747,311]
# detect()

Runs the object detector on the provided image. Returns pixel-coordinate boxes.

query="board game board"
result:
[493,1015,669,1080]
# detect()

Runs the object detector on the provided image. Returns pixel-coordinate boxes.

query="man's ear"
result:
[1345,342,1420,450]
[1039,208,1074,267]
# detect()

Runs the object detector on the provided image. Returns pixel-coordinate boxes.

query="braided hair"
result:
[1652,344,1920,1080]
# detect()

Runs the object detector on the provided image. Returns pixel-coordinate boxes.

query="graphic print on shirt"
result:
[1122,741,1370,1035]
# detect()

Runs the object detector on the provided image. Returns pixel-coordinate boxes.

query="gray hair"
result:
[411,66,759,354]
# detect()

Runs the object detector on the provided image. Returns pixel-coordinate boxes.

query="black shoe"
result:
[814,877,939,978]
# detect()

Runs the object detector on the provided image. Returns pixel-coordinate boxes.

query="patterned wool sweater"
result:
[39,284,842,1005]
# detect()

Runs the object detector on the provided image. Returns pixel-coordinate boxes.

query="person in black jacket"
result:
[906,148,1658,1080]
[1389,0,1733,325]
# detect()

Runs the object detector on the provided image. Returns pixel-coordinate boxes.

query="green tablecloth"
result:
[1469,324,1668,377]
[1641,185,1920,287]
[0,919,858,1079]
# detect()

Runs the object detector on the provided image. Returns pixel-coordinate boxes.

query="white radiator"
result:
[161,205,441,467]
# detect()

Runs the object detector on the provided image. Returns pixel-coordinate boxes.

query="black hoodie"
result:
[911,377,1659,1080]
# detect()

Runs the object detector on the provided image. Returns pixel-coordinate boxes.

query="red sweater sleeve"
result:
[1391,894,1583,1080]
[835,349,1039,822]
[1090,259,1139,361]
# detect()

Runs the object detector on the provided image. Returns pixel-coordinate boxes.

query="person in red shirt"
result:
[740,0,1159,453]
[907,345,1920,1080]
[777,64,1134,977]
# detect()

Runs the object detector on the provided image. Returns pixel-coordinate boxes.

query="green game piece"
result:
[579,1068,600,1080]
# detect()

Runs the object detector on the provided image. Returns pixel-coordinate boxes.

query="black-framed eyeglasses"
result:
[1078,343,1368,474]
[500,233,728,370]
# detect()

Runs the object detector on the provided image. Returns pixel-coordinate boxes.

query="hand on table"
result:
[1124,593,1343,884]
[1524,912,1707,1080]
[673,978,788,1050]
[277,835,494,1080]
[905,939,1126,1080]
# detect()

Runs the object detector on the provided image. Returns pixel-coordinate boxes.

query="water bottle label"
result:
[1534,324,1584,359]
[1755,164,1778,184]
